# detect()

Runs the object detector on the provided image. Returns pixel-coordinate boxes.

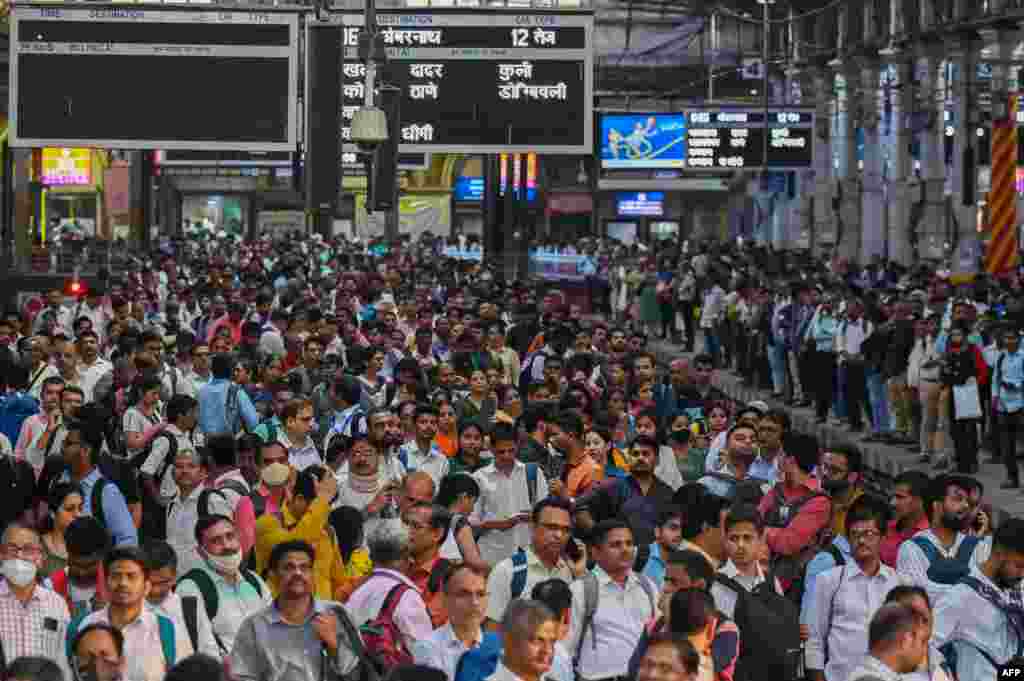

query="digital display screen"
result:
[599,114,687,169]
[617,191,664,216]
[10,7,299,151]
[454,176,485,202]
[684,109,813,170]
[339,11,593,154]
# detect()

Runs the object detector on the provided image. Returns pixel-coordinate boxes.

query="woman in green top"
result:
[39,483,84,580]
[448,419,493,475]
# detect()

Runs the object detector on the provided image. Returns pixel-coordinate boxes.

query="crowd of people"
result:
[0,233,1018,681]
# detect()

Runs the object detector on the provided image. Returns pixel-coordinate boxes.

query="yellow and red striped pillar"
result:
[986,93,1019,274]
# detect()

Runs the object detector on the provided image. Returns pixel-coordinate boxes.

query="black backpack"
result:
[714,573,803,681]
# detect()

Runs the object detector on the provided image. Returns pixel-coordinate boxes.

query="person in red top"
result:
[758,432,832,594]
[880,470,930,567]
[402,501,448,628]
[206,301,246,345]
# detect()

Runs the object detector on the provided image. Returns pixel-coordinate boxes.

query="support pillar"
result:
[916,45,947,261]
[948,35,982,273]
[859,56,885,262]
[886,58,915,266]
[837,64,862,262]
[812,65,835,257]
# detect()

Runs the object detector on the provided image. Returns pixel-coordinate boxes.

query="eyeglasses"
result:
[3,543,42,559]
[849,529,881,542]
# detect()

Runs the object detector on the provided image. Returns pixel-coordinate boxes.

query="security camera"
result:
[351,106,388,152]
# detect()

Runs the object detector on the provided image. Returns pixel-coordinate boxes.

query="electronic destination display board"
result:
[599,114,686,169]
[9,4,299,151]
[339,11,593,154]
[684,108,814,170]
[597,108,813,171]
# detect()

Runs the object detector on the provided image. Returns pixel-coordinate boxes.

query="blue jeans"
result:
[834,364,848,419]
[866,369,892,434]
[768,343,787,394]
[704,330,721,367]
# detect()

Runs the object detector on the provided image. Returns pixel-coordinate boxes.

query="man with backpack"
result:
[805,496,906,681]
[567,520,658,681]
[710,504,799,681]
[176,514,271,659]
[412,563,493,680]
[897,474,985,607]
[165,449,232,568]
[197,353,259,437]
[60,419,137,547]
[931,517,1024,681]
[758,433,831,599]
[474,424,549,566]
[204,434,257,558]
[346,519,433,668]
[485,497,577,630]
[139,395,199,540]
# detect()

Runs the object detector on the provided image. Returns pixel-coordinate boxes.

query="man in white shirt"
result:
[14,375,65,475]
[475,424,549,566]
[140,395,199,513]
[413,564,489,680]
[710,504,784,620]
[567,520,658,681]
[143,540,219,658]
[73,546,190,681]
[931,517,1024,681]
[347,519,433,651]
[166,449,232,570]
[837,298,872,433]
[76,330,112,403]
[397,404,449,487]
[488,600,561,681]
[486,497,579,629]
[897,474,985,607]
[846,604,930,681]
[806,496,907,681]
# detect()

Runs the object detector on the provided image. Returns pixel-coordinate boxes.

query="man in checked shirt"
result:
[0,522,71,681]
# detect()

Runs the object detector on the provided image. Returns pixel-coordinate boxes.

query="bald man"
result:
[399,472,436,514]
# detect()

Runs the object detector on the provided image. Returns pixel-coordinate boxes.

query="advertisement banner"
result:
[600,113,686,169]
[529,253,600,281]
[42,148,92,186]
[355,193,451,239]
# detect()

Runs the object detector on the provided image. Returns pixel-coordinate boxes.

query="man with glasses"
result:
[485,497,578,630]
[184,343,212,398]
[71,623,126,681]
[403,501,450,627]
[806,497,906,681]
[0,523,71,680]
[817,446,865,538]
[231,539,363,681]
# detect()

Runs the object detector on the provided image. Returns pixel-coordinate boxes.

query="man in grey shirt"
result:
[230,539,363,681]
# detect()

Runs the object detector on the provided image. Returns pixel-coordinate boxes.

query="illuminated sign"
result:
[41,147,91,185]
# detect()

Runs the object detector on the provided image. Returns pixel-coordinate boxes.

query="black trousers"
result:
[813,351,836,419]
[845,361,868,429]
[949,397,979,472]
[998,410,1024,483]
[659,301,675,339]
[678,300,696,350]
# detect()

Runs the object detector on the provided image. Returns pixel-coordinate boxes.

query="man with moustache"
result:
[897,474,985,607]
[231,539,363,681]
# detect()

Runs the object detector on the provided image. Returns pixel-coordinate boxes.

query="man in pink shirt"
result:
[206,302,246,345]
[758,433,832,594]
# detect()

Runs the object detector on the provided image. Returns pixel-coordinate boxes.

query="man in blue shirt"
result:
[642,506,684,590]
[992,327,1024,489]
[61,418,138,547]
[198,354,260,437]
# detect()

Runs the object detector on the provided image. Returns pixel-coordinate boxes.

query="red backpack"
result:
[360,580,414,674]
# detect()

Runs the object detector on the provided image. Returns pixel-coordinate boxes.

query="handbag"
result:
[953,380,983,421]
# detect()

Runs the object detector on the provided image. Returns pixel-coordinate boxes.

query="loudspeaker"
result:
[305,24,342,213]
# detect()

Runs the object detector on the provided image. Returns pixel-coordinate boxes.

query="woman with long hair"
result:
[39,483,84,578]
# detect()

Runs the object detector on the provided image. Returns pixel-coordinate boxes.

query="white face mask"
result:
[206,549,243,574]
[1,558,37,587]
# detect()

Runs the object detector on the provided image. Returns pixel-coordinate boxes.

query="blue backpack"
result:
[911,535,980,585]
[453,632,503,681]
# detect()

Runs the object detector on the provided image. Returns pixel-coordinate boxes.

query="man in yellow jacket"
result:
[255,466,347,600]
